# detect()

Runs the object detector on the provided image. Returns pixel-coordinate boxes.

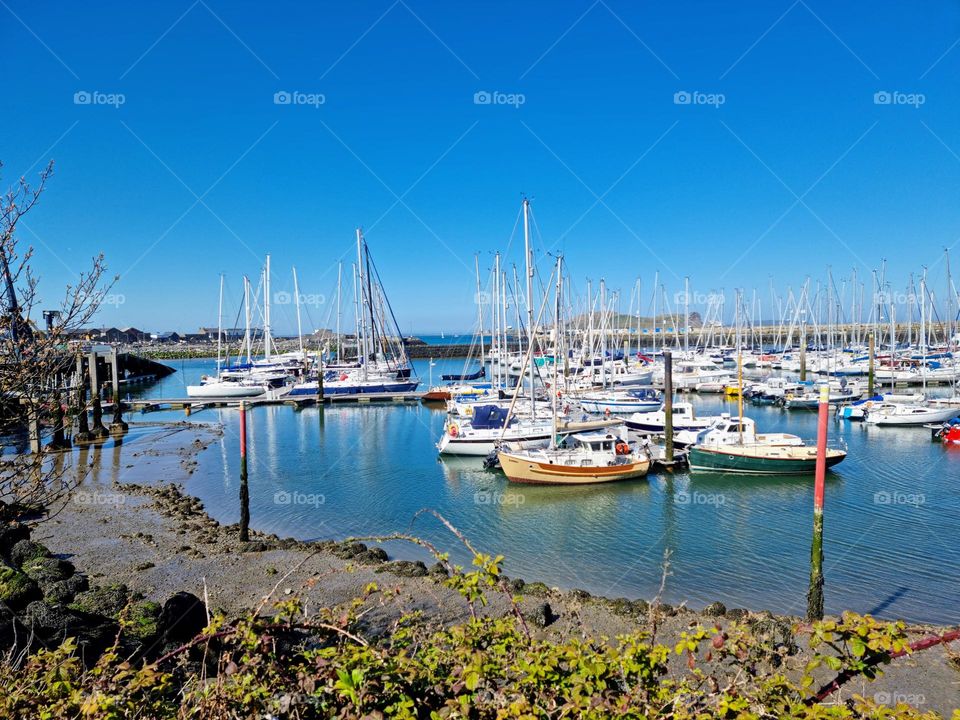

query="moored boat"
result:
[497,428,650,484]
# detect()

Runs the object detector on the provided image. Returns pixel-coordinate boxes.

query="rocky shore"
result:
[5,422,957,715]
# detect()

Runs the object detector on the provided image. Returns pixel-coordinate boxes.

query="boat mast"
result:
[493,252,501,387]
[736,289,744,445]
[551,254,562,450]
[600,278,608,389]
[243,276,252,364]
[684,276,690,354]
[264,255,272,362]
[355,229,368,381]
[475,254,485,371]
[336,262,342,363]
[293,266,304,358]
[216,273,224,376]
[523,198,536,415]
[652,271,659,355]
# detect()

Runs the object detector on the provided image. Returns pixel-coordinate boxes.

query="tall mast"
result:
[523,198,535,415]
[293,266,304,357]
[600,278,608,388]
[243,276,251,364]
[336,262,342,362]
[355,229,368,380]
[551,255,563,449]
[263,255,272,362]
[684,276,690,354]
[652,271,659,355]
[475,254,485,368]
[216,273,224,375]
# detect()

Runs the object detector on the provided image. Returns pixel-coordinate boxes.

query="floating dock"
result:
[106,391,425,414]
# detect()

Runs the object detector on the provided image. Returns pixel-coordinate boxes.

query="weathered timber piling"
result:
[109,397,128,435]
[90,388,109,439]
[47,392,71,451]
[74,386,93,444]
[806,384,829,621]
[239,400,250,542]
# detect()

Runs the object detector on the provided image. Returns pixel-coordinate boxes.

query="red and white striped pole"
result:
[807,384,829,620]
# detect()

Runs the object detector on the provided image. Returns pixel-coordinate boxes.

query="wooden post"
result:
[867,332,875,397]
[110,347,120,401]
[239,400,250,542]
[807,384,829,621]
[663,350,674,462]
[88,350,99,398]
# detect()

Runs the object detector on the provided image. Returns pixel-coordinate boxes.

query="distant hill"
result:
[569,312,703,330]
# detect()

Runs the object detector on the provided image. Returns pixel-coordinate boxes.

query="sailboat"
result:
[289,229,419,397]
[687,292,847,475]
[496,251,651,484]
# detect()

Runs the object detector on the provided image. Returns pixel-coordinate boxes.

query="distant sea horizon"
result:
[414,334,493,346]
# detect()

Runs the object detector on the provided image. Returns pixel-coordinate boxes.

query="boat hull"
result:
[688,445,846,475]
[497,451,650,484]
[186,384,266,399]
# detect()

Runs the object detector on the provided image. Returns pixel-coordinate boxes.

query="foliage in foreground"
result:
[0,550,957,720]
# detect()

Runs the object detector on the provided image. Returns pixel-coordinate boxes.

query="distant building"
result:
[151,331,181,343]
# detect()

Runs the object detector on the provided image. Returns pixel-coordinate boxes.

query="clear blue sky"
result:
[4,1,960,334]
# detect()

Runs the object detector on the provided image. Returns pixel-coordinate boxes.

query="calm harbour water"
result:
[122,357,960,624]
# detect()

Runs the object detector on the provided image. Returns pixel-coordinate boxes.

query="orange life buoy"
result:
[615,442,630,455]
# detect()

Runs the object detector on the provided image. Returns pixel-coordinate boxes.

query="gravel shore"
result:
[35,421,960,716]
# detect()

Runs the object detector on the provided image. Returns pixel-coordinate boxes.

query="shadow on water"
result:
[868,586,912,617]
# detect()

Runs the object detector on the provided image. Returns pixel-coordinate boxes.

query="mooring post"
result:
[75,385,92,443]
[663,350,674,462]
[239,400,250,542]
[867,332,875,397]
[90,385,109,438]
[807,384,829,621]
[110,347,120,401]
[48,392,71,450]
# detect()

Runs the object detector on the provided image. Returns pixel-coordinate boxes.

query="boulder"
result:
[0,565,41,610]
[703,601,727,617]
[377,560,428,578]
[9,539,49,568]
[23,601,118,661]
[43,574,90,605]
[0,523,30,559]
[527,602,555,628]
[70,584,131,619]
[22,557,75,586]
[125,600,161,642]
[356,547,388,564]
[159,592,208,645]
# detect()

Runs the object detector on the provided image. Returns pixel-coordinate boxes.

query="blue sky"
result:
[4,0,960,334]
